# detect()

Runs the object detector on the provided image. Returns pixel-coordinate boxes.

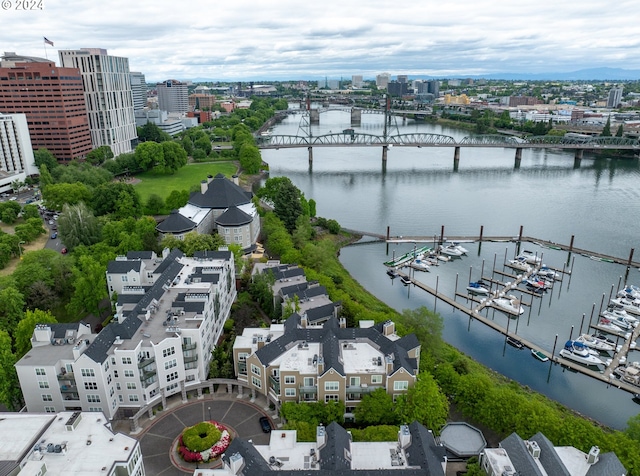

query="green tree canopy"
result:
[42,182,92,210]
[354,388,398,425]
[15,309,58,358]
[58,202,102,250]
[138,122,171,143]
[0,330,22,410]
[33,148,59,170]
[91,182,142,217]
[134,141,164,171]
[85,145,114,165]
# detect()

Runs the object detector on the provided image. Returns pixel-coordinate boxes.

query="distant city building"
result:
[0,113,39,194]
[59,48,137,156]
[396,74,408,84]
[0,411,144,475]
[387,80,408,97]
[189,93,217,111]
[156,79,189,113]
[0,53,93,161]
[607,87,623,108]
[443,94,470,105]
[508,96,543,107]
[16,248,236,420]
[326,79,340,89]
[129,71,147,112]
[351,74,363,88]
[376,72,390,89]
[448,79,461,87]
[134,108,191,136]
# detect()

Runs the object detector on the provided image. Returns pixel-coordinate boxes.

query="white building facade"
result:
[59,48,138,156]
[16,249,236,420]
[157,79,189,113]
[0,112,38,193]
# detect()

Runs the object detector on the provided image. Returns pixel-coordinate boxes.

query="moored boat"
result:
[410,259,430,272]
[610,297,640,316]
[575,334,617,353]
[601,308,636,330]
[400,275,411,285]
[446,241,469,254]
[467,281,490,295]
[516,250,542,265]
[439,244,463,257]
[537,266,560,280]
[492,296,525,316]
[506,257,532,272]
[559,340,606,367]
[506,336,524,349]
[386,268,398,278]
[531,348,549,362]
[614,361,640,386]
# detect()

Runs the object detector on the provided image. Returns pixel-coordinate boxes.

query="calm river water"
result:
[261,109,640,430]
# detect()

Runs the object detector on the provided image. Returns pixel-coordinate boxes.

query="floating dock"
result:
[383,245,432,268]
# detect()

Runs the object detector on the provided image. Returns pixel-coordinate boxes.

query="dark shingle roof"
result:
[188,173,252,209]
[406,421,447,475]
[319,423,351,471]
[126,251,154,259]
[305,303,339,323]
[586,452,628,476]
[156,210,196,234]
[529,433,570,476]
[216,206,252,226]
[500,433,544,476]
[193,250,232,260]
[106,260,142,274]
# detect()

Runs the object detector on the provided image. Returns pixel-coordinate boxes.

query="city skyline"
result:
[1,0,639,81]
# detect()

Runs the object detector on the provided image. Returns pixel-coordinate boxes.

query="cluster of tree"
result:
[280,400,346,441]
[0,203,45,268]
[133,140,188,174]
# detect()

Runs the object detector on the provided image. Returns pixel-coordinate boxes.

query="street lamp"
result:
[18,241,25,259]
[207,406,211,422]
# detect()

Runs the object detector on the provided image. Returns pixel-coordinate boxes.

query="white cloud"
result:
[0,0,638,80]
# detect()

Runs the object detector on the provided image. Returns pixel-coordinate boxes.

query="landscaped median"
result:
[177,421,232,463]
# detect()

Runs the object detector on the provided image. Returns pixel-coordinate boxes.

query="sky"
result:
[1,0,639,82]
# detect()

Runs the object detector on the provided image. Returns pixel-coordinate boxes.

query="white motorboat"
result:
[597,317,630,336]
[446,241,469,254]
[618,285,640,300]
[610,297,640,316]
[601,308,637,330]
[507,257,532,272]
[576,334,616,353]
[492,296,525,316]
[410,259,430,272]
[537,266,560,280]
[524,275,551,290]
[516,250,542,265]
[400,275,411,286]
[614,361,640,386]
[467,281,490,295]
[559,340,606,367]
[439,244,463,257]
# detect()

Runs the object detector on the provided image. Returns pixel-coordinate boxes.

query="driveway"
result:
[137,397,274,475]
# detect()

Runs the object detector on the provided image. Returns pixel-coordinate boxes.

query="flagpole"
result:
[43,39,48,60]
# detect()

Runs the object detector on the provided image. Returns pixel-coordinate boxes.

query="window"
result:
[285,388,296,397]
[371,375,382,384]
[118,395,123,402]
[124,370,134,378]
[324,381,339,391]
[251,364,261,376]
[303,377,314,387]
[129,395,139,402]
[284,376,296,385]
[238,352,248,361]
[81,369,95,377]
[107,374,112,384]
[127,382,137,390]
[35,368,46,376]
[164,359,177,370]
[84,382,98,390]
[42,394,53,402]
[114,370,119,378]
[89,407,103,412]
[87,395,101,403]
[251,376,262,389]
[349,377,360,387]
[167,371,179,382]
[122,357,132,365]
[110,387,114,397]
[163,347,175,358]
[121,275,128,282]
[38,381,49,389]
[116,383,121,390]
[325,394,339,403]
[393,381,409,391]
[44,406,56,413]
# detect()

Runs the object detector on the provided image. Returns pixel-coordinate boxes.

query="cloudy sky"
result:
[1,0,638,82]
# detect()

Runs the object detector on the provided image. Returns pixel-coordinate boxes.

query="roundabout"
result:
[136,397,273,475]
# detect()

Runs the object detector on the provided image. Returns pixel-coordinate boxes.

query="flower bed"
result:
[177,421,231,463]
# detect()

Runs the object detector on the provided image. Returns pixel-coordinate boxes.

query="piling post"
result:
[574,149,583,167]
[386,226,390,241]
[569,325,574,341]
[382,145,388,164]
[628,248,635,267]
[552,334,559,357]
[569,235,575,252]
[453,146,460,170]
[440,225,445,245]
[514,147,522,168]
[308,146,313,165]
[518,225,523,242]
[579,313,585,335]
[479,225,484,242]
[588,303,595,329]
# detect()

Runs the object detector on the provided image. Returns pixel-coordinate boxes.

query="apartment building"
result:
[59,48,137,156]
[0,411,144,475]
[0,54,93,161]
[157,79,189,113]
[16,248,236,420]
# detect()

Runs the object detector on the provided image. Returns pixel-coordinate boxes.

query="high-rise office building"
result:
[0,113,39,193]
[351,75,363,88]
[607,87,623,108]
[157,79,189,113]
[129,71,147,112]
[0,53,92,161]
[376,73,390,89]
[59,48,137,156]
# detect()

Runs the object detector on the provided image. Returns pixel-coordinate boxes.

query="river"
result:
[261,109,640,430]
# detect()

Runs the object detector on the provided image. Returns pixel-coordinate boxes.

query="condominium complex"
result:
[0,53,93,161]
[59,48,137,156]
[0,112,39,193]
[156,79,189,113]
[0,411,144,475]
[233,262,420,418]
[16,248,236,420]
[608,87,623,108]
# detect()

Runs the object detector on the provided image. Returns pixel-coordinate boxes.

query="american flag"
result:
[44,37,54,47]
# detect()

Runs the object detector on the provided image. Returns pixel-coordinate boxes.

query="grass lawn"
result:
[133,161,239,203]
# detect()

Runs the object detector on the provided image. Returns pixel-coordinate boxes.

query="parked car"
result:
[50,232,57,239]
[259,416,271,433]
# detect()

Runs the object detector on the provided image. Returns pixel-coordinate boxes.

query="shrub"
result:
[182,422,222,452]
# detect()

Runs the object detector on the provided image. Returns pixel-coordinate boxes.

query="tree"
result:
[165,189,190,210]
[145,194,165,215]
[58,202,102,250]
[160,141,188,173]
[33,148,59,170]
[354,388,398,425]
[396,306,444,359]
[616,124,625,137]
[42,182,91,210]
[134,141,164,171]
[85,145,114,165]
[68,255,108,317]
[194,135,212,156]
[0,330,22,410]
[182,232,217,256]
[601,117,612,137]
[38,163,54,188]
[0,286,25,335]
[239,143,262,174]
[395,373,449,431]
[258,177,304,233]
[21,204,40,220]
[138,122,171,143]
[91,182,141,217]
[15,309,57,358]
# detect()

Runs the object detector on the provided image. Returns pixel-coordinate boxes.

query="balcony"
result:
[59,384,78,393]
[57,372,75,381]
[137,356,155,368]
[269,376,280,394]
[139,369,157,382]
[184,354,198,363]
[63,394,80,401]
[182,343,197,351]
[298,385,317,394]
[346,384,381,394]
